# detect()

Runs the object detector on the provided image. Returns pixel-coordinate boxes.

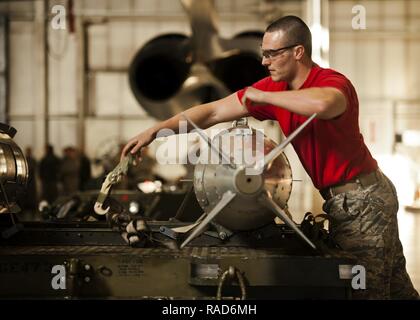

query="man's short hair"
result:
[266,15,312,58]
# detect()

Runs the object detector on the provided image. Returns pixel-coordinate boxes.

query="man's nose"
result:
[262,56,270,67]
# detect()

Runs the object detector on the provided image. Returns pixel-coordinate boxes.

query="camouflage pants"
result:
[322,170,419,300]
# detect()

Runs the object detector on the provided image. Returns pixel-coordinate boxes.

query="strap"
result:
[170,213,207,234]
[300,212,340,252]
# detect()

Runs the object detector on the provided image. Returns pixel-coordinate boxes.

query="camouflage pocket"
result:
[342,191,364,216]
[325,192,361,231]
[359,196,387,233]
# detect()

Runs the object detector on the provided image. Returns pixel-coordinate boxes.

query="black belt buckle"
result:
[358,170,379,188]
[327,187,335,199]
[320,187,334,201]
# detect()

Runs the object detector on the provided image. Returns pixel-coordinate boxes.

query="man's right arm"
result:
[121,92,249,160]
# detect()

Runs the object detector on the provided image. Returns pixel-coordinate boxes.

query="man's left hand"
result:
[241,87,268,107]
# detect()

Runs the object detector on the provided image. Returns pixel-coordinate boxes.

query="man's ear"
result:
[294,45,305,60]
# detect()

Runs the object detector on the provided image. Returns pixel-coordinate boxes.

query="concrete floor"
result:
[398,208,420,292]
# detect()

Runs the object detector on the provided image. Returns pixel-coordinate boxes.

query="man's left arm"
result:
[241,87,347,120]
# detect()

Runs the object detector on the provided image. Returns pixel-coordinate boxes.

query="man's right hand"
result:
[120,129,154,163]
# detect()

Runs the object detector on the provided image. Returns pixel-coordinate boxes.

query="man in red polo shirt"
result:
[122,16,418,299]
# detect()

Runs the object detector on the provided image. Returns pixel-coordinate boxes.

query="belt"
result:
[320,169,381,201]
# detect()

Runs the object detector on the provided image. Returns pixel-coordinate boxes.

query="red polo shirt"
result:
[236,65,378,190]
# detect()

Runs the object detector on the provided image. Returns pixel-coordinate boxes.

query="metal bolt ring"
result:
[216,266,247,300]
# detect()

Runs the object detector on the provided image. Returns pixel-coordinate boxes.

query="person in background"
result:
[60,146,80,195]
[79,150,92,191]
[39,145,61,204]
